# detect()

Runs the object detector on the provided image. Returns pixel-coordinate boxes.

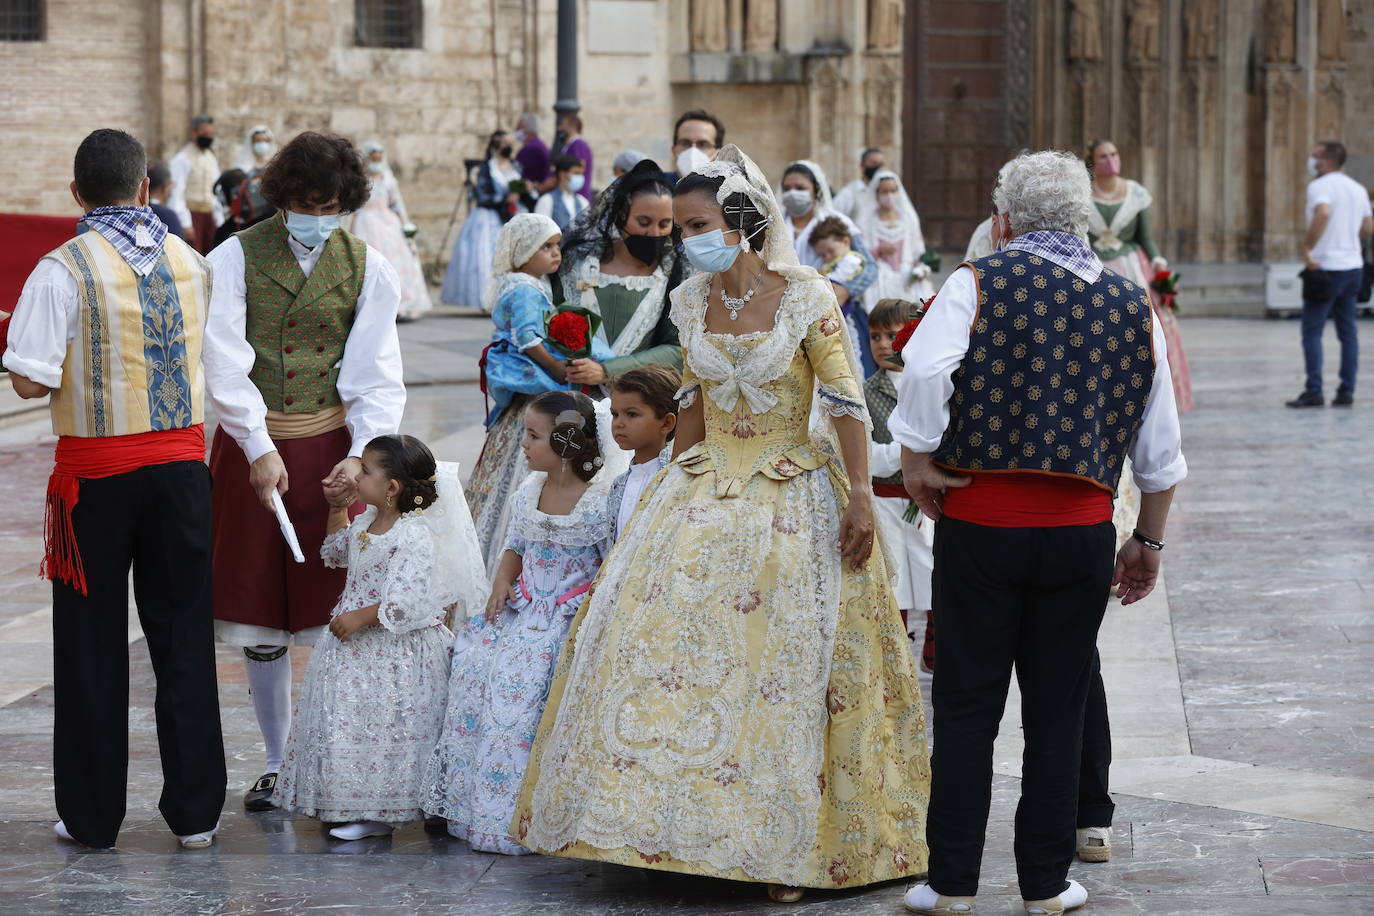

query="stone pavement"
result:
[0,315,1372,914]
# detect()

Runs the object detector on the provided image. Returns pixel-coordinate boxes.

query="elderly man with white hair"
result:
[893,150,1187,916]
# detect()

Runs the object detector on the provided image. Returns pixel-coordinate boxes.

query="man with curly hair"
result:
[202,131,406,811]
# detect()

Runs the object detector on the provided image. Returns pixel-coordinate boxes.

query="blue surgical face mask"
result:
[682,229,744,273]
[567,173,586,193]
[285,211,340,249]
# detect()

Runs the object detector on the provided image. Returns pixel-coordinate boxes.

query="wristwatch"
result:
[1131,529,1165,551]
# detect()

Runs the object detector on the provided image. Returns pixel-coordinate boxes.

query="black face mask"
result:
[624,232,668,265]
[499,145,513,158]
[862,164,879,182]
[196,135,215,150]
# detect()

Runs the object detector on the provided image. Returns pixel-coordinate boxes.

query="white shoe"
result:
[328,820,394,841]
[1076,825,1111,862]
[904,882,976,914]
[53,820,75,842]
[1024,879,1088,915]
[178,822,220,849]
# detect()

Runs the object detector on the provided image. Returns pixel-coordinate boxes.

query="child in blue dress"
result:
[466,213,616,574]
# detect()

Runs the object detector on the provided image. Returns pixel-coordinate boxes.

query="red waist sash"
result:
[45,425,206,595]
[942,470,1112,528]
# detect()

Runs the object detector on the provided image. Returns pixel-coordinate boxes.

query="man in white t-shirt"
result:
[1288,141,1373,408]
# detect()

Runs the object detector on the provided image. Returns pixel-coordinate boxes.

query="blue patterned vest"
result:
[932,250,1155,491]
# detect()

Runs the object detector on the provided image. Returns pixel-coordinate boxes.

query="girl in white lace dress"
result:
[423,390,616,854]
[273,435,484,841]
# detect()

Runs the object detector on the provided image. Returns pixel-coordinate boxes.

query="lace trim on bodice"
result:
[565,256,672,357]
[670,272,834,416]
[508,472,613,548]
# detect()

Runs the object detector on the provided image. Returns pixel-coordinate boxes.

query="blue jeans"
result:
[1302,268,1362,395]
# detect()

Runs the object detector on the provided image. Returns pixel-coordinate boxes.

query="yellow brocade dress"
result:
[513,271,930,888]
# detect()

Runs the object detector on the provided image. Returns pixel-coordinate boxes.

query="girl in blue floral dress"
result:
[423,389,615,854]
[466,213,616,574]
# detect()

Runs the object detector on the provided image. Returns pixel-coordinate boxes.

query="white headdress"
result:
[418,461,490,627]
[236,124,275,173]
[855,168,927,265]
[483,213,562,311]
[775,158,835,213]
[688,144,808,278]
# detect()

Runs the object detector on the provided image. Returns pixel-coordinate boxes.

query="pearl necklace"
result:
[718,261,766,320]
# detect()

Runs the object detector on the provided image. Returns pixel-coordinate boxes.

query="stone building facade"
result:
[904,0,1369,262]
[1,0,901,274]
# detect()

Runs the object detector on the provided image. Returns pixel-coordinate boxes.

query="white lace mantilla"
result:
[507,472,613,549]
[566,256,672,357]
[670,272,834,416]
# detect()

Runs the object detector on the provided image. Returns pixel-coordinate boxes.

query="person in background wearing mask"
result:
[345,140,433,321]
[236,125,276,176]
[668,109,725,180]
[202,130,406,814]
[832,147,886,220]
[441,130,525,309]
[534,154,589,231]
[146,160,186,240]
[168,115,223,254]
[1288,140,1373,408]
[555,112,594,203]
[1085,138,1191,412]
[513,113,556,194]
[613,149,647,178]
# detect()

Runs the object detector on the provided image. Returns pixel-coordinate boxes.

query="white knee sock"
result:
[243,647,292,773]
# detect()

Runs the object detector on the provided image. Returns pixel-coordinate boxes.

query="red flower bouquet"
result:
[889,296,935,367]
[544,306,602,359]
[1151,269,1181,313]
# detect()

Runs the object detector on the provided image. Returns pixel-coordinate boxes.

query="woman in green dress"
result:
[560,160,687,387]
[1085,139,1193,412]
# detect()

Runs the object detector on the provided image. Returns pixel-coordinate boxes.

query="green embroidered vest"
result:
[238,217,365,413]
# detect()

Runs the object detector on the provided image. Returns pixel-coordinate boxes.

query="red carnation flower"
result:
[892,317,922,355]
[548,311,589,354]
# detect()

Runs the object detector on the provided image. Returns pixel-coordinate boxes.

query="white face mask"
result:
[879,192,899,210]
[567,173,586,193]
[367,160,385,174]
[252,141,273,158]
[676,146,710,176]
[1307,155,1321,178]
[780,189,813,218]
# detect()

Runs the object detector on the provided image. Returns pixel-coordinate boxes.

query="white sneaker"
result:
[53,820,75,842]
[178,822,220,849]
[1024,879,1088,915]
[904,882,976,914]
[328,820,394,841]
[1076,825,1111,862]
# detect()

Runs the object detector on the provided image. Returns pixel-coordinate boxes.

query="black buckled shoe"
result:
[1333,389,1354,406]
[244,772,279,811]
[1285,391,1324,408]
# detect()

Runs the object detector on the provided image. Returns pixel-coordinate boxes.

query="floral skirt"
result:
[513,462,931,888]
[465,398,530,577]
[1102,249,1193,412]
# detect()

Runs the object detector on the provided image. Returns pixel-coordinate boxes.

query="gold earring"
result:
[386,494,394,508]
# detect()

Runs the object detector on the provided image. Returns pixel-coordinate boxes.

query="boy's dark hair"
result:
[528,390,602,482]
[673,109,725,148]
[553,154,584,174]
[868,297,914,330]
[364,434,439,511]
[147,160,171,191]
[259,131,370,212]
[674,172,769,247]
[610,365,682,440]
[809,216,851,247]
[73,129,146,207]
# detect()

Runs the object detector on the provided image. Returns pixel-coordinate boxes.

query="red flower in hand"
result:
[548,311,589,354]
[892,316,923,355]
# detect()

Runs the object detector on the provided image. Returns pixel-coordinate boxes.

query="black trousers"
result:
[52,461,226,848]
[1078,649,1114,828]
[926,517,1114,900]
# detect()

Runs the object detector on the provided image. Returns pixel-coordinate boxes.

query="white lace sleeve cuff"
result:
[817,384,870,424]
[675,383,700,410]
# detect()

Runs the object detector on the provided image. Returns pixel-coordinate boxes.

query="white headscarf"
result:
[776,158,835,214]
[483,213,562,311]
[856,168,926,263]
[236,124,275,173]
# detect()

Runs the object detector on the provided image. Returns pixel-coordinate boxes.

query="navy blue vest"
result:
[932,250,1155,491]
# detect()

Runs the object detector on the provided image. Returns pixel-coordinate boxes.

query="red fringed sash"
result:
[43,425,206,595]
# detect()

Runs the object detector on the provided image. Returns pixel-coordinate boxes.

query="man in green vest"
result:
[203,130,406,811]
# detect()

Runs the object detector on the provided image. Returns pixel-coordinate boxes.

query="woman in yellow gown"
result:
[513,146,930,898]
